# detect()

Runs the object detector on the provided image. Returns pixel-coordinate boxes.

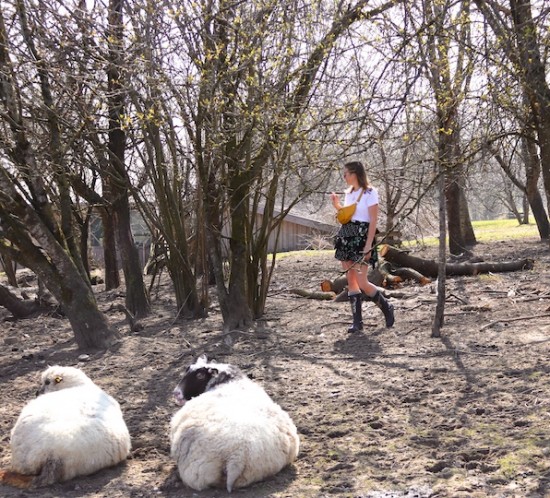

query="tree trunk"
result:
[55,270,120,350]
[521,194,529,225]
[218,165,253,329]
[432,162,447,338]
[423,0,476,257]
[107,0,149,318]
[445,171,467,255]
[459,187,477,246]
[112,204,150,318]
[489,128,549,238]
[75,208,92,280]
[321,268,395,297]
[101,206,120,290]
[0,253,18,287]
[443,130,476,255]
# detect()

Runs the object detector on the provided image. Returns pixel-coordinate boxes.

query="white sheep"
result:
[170,355,300,493]
[6,365,131,488]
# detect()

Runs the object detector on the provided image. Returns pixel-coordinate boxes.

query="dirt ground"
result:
[1,238,550,498]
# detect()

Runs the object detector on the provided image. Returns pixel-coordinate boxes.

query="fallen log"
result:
[290,289,335,300]
[380,244,535,278]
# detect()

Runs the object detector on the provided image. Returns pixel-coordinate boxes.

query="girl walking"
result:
[331,161,395,333]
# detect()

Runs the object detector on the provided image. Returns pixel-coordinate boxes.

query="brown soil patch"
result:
[1,238,550,498]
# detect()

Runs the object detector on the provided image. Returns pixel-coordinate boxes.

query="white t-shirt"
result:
[344,187,379,223]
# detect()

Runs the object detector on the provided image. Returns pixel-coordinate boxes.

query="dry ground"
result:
[1,238,550,498]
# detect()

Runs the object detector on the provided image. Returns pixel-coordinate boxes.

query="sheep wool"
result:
[170,355,300,493]
[8,365,131,487]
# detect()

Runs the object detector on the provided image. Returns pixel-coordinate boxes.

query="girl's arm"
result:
[364,203,379,256]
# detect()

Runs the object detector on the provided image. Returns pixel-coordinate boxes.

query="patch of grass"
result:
[497,452,521,478]
[478,273,503,282]
[472,218,539,242]
[495,443,546,479]
[528,370,544,380]
[274,249,333,260]
[405,218,540,247]
[275,218,540,257]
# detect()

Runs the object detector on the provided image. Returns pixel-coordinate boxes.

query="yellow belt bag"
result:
[336,189,364,224]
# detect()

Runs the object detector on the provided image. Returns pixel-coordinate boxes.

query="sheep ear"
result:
[208,368,218,377]
[54,376,63,384]
[196,354,208,366]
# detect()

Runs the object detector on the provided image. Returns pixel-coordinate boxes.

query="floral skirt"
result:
[334,221,378,265]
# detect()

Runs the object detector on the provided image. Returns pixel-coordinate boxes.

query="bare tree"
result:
[156,0,404,329]
[411,0,478,255]
[0,3,119,349]
[474,0,550,238]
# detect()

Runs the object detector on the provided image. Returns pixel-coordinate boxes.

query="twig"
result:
[320,321,349,330]
[287,303,310,313]
[404,326,420,336]
[447,293,468,304]
[453,349,500,357]
[219,329,256,337]
[521,294,550,303]
[480,313,550,332]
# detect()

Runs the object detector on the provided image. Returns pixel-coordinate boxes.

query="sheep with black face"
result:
[170,355,300,493]
[4,365,131,488]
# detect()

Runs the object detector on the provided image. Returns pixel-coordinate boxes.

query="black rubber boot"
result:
[347,293,363,333]
[366,290,395,328]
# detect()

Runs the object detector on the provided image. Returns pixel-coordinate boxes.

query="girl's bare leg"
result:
[356,263,378,296]
[341,261,360,293]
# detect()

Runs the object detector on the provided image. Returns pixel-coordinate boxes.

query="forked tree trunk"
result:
[474,0,550,212]
[508,0,550,213]
[0,283,41,318]
[0,178,120,349]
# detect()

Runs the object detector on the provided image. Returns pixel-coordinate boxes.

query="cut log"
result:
[392,267,431,285]
[320,267,393,295]
[380,244,535,278]
[320,275,348,295]
[379,261,431,285]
